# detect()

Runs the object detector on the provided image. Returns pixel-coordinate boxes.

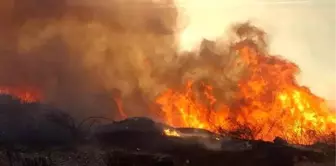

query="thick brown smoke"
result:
[0,0,179,119]
[0,0,255,122]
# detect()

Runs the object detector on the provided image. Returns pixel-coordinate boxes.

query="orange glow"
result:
[113,96,127,119]
[163,128,181,137]
[0,86,42,103]
[155,45,336,145]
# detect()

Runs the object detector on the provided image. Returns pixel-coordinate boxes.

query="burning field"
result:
[0,0,335,165]
[155,36,336,145]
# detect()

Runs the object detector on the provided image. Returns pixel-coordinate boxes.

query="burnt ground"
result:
[0,95,334,166]
[0,143,335,166]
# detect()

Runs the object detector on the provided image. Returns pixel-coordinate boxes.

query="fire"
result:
[155,33,336,145]
[163,128,181,137]
[0,86,42,103]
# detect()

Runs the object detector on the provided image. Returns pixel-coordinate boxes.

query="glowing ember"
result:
[163,128,181,137]
[155,34,336,145]
[0,86,42,103]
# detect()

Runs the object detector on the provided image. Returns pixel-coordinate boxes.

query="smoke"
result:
[0,0,178,119]
[0,0,334,121]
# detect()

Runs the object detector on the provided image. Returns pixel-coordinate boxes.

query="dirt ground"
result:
[0,145,334,166]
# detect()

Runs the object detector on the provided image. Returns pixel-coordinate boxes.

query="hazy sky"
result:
[176,0,335,99]
[266,0,335,100]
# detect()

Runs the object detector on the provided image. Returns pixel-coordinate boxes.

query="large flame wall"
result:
[155,33,336,144]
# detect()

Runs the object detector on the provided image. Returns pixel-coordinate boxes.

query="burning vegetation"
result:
[0,1,335,166]
[155,23,336,145]
[1,22,334,146]
[0,2,334,160]
[0,86,42,103]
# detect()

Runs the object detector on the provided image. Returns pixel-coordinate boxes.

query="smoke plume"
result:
[0,0,179,119]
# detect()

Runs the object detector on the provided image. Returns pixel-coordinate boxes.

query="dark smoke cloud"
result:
[0,0,178,119]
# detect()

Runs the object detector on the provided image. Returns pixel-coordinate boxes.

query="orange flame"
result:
[0,86,42,103]
[155,46,336,145]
